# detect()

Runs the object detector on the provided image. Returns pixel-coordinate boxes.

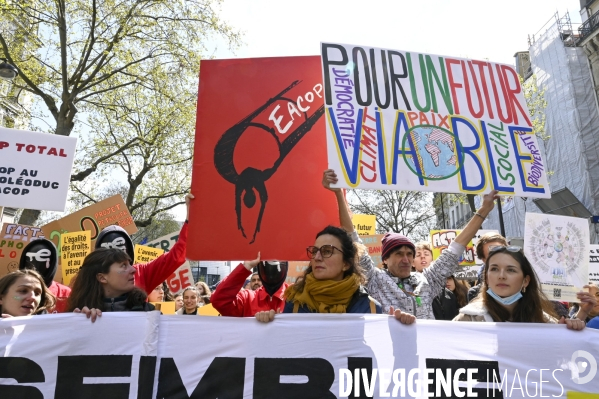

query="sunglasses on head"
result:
[488,245,522,254]
[306,245,344,259]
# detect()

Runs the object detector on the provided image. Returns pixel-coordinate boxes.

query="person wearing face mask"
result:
[453,246,595,330]
[0,270,56,318]
[18,238,71,313]
[211,256,289,317]
[320,169,498,323]
[94,194,194,297]
[176,286,200,315]
[67,248,155,322]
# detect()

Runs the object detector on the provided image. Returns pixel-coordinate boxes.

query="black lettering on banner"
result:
[137,356,157,399]
[322,43,349,105]
[425,358,504,398]
[54,355,132,399]
[0,357,44,399]
[348,357,373,399]
[554,288,561,299]
[253,358,336,399]
[157,357,245,399]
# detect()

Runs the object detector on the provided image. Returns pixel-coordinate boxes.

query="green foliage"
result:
[1,0,241,225]
[521,74,548,141]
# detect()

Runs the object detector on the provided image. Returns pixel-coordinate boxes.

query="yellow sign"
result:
[351,214,376,236]
[567,393,599,398]
[134,244,164,264]
[150,301,176,315]
[198,304,220,316]
[430,229,476,266]
[60,231,91,286]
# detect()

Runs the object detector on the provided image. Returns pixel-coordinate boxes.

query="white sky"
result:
[210,0,583,64]
[172,0,583,220]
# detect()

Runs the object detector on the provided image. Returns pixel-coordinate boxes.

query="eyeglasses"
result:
[306,245,344,259]
[488,245,522,254]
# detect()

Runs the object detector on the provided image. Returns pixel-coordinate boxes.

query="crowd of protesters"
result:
[1,170,597,333]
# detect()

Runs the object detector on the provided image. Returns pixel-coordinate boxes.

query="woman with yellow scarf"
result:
[255,170,382,322]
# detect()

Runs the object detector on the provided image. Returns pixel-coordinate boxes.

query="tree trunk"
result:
[19,208,42,226]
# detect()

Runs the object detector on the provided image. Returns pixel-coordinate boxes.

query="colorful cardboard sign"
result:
[351,214,376,236]
[429,229,499,280]
[0,127,78,211]
[524,213,589,302]
[134,244,164,264]
[0,223,45,278]
[60,231,91,286]
[41,195,137,258]
[321,43,550,198]
[188,56,338,260]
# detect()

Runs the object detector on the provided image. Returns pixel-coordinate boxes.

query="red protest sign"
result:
[188,56,338,260]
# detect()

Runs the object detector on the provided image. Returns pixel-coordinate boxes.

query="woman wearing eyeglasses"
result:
[255,181,382,322]
[453,246,595,330]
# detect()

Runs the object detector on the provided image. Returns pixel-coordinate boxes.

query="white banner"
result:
[590,244,599,285]
[0,127,77,211]
[524,213,590,302]
[1,313,598,398]
[321,43,550,198]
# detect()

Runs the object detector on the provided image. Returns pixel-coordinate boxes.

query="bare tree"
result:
[347,189,436,241]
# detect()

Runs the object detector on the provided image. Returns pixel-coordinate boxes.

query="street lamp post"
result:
[0,59,18,81]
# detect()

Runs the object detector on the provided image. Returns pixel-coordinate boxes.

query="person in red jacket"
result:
[94,193,193,294]
[212,254,289,317]
[19,238,71,313]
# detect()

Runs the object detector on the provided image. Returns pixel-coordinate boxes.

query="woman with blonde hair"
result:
[0,270,55,317]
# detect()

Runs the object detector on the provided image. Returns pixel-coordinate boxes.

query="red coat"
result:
[49,281,71,313]
[211,263,288,317]
[134,222,188,294]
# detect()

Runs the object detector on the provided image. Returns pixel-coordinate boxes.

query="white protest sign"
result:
[146,229,193,294]
[321,43,550,198]
[590,244,599,284]
[0,127,77,211]
[524,213,590,301]
[1,314,598,398]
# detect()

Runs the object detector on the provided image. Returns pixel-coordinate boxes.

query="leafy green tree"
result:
[0,0,240,225]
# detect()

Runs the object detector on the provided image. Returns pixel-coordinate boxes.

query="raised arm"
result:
[423,190,498,298]
[322,169,354,233]
[453,190,498,247]
[212,253,261,317]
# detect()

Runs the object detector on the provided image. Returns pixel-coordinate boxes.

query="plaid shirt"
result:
[354,232,464,319]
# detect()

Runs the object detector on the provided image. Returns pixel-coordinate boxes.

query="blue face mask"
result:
[486,287,523,305]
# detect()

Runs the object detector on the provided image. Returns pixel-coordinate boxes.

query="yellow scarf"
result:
[285,273,360,313]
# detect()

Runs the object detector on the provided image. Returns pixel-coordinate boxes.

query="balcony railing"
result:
[579,9,599,42]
